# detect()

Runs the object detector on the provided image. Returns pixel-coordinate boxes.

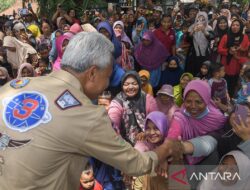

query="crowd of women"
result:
[0,0,250,189]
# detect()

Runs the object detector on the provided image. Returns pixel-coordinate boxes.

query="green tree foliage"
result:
[36,0,107,18]
[0,0,16,13]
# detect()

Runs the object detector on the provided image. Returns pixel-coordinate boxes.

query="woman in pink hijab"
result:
[69,23,83,34]
[53,35,70,71]
[167,80,227,164]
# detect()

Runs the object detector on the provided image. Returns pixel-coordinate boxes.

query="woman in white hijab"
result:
[198,150,250,190]
[3,35,37,77]
[185,11,214,75]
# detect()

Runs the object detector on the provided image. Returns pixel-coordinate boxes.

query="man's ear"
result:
[86,65,98,82]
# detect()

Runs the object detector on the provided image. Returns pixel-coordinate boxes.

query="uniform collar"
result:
[49,70,83,92]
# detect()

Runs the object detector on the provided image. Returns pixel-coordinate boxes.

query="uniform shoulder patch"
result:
[55,90,81,110]
[2,91,52,132]
[10,78,30,89]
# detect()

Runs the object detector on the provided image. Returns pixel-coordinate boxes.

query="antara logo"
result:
[190,172,241,181]
[170,168,188,185]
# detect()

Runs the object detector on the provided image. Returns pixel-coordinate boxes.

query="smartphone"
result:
[234,104,249,125]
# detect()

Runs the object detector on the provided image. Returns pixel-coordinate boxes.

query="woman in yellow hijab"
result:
[174,72,193,107]
[27,24,41,38]
[139,70,154,96]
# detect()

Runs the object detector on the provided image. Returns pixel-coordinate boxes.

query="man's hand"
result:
[135,132,145,141]
[230,113,250,141]
[153,139,184,164]
[155,160,168,178]
[153,139,184,178]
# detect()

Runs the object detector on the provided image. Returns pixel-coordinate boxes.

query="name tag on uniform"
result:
[55,90,81,110]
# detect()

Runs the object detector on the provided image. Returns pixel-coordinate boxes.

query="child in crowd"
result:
[133,111,169,190]
[236,69,250,104]
[148,20,156,31]
[174,72,193,107]
[139,70,154,96]
[80,163,103,190]
[196,60,211,81]
[38,43,50,60]
[36,58,51,76]
[17,63,36,78]
[208,63,229,112]
[98,91,112,111]
[176,22,191,69]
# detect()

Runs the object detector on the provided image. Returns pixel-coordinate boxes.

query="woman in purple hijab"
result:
[134,31,169,88]
[135,111,169,152]
[134,111,169,189]
[134,31,168,71]
[167,80,227,164]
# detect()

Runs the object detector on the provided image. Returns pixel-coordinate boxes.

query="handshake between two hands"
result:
[154,138,185,178]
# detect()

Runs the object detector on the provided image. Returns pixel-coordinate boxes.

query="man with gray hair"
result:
[0,32,181,190]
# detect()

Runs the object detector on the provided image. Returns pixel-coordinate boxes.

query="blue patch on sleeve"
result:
[2,91,52,132]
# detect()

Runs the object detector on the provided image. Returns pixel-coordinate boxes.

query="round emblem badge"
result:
[2,91,51,132]
[10,78,30,89]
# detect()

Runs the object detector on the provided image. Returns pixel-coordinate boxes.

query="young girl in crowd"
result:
[133,111,169,190]
[173,72,193,107]
[17,63,36,78]
[196,60,210,81]
[139,70,154,96]
[236,69,250,104]
[208,63,229,112]
[148,20,156,31]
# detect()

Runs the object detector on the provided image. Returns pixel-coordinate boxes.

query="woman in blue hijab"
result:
[97,21,125,94]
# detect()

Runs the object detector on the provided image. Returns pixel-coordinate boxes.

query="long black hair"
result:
[226,19,244,64]
[214,16,228,38]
